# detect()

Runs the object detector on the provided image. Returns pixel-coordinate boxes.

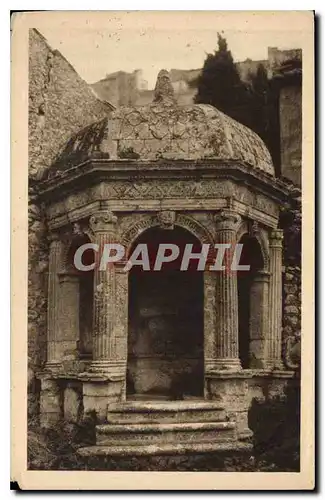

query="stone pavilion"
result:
[36,70,295,457]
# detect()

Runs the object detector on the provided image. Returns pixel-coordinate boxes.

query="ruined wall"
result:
[29,28,112,178]
[28,29,112,411]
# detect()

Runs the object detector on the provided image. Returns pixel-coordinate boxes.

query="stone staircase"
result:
[78,400,251,458]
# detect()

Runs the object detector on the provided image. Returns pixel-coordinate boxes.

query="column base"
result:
[44,361,62,373]
[88,360,126,377]
[263,360,284,371]
[206,358,242,372]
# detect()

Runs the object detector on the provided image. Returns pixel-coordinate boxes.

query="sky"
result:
[31,11,309,88]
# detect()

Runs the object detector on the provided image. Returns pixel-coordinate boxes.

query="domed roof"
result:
[50,70,274,177]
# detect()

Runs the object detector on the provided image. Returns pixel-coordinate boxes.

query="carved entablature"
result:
[47,179,276,215]
[45,176,281,236]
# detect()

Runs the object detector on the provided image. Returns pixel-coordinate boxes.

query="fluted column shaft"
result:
[213,210,242,370]
[57,272,80,360]
[46,234,63,370]
[89,211,124,375]
[266,229,284,369]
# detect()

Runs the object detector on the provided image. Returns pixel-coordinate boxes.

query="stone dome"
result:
[50,69,274,177]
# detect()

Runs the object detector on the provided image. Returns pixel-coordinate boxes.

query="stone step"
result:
[96,421,236,446]
[78,440,251,458]
[106,400,227,424]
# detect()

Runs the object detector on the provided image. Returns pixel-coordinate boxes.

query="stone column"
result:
[88,210,124,377]
[45,233,63,371]
[57,271,80,360]
[114,261,129,400]
[203,270,217,392]
[213,210,242,371]
[249,270,270,368]
[266,229,284,369]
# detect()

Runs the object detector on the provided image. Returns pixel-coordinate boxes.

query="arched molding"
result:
[120,212,215,252]
[236,220,270,271]
[236,220,249,243]
[58,223,94,273]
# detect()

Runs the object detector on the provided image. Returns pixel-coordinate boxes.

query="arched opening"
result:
[127,226,204,400]
[237,234,265,369]
[66,234,95,359]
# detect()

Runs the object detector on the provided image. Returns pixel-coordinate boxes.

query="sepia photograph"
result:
[11,10,314,490]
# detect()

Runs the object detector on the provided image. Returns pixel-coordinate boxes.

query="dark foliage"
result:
[194,34,270,145]
[248,378,300,471]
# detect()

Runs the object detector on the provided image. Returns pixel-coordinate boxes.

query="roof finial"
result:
[153,69,176,104]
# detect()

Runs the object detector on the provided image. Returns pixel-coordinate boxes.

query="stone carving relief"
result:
[157,210,176,230]
[153,69,176,105]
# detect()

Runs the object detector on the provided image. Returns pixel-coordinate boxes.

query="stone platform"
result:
[78,399,251,458]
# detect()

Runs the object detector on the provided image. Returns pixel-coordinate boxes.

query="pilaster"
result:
[45,233,63,371]
[266,229,284,369]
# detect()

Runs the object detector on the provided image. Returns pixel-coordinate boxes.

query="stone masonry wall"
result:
[279,85,302,187]
[280,202,301,368]
[28,29,112,415]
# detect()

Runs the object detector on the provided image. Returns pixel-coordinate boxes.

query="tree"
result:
[248,63,270,142]
[194,33,250,126]
[194,34,272,143]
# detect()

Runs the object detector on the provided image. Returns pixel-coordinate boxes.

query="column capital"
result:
[48,231,61,245]
[89,210,117,234]
[214,210,241,232]
[269,229,284,247]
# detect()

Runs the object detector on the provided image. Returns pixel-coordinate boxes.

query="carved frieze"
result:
[46,179,279,227]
